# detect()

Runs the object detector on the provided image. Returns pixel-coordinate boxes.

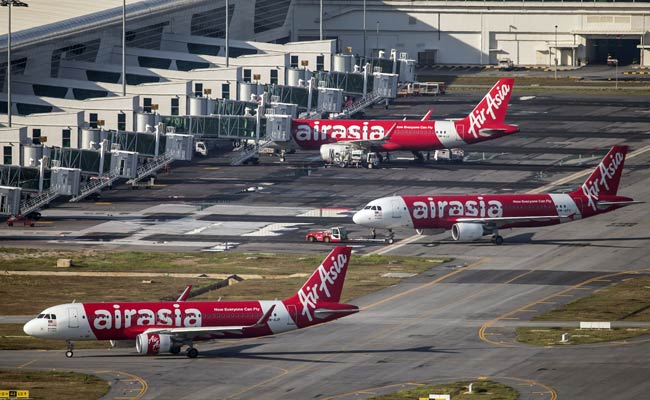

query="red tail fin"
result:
[459,78,514,140]
[285,246,352,322]
[571,146,628,203]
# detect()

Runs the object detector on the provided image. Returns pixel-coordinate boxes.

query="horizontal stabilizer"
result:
[596,200,644,209]
[314,308,360,319]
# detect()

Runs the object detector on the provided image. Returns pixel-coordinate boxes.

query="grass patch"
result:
[0,249,447,316]
[416,75,650,95]
[533,276,650,322]
[367,380,518,400]
[0,370,109,400]
[516,327,650,346]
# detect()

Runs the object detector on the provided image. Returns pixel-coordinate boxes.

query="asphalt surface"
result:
[1,90,649,399]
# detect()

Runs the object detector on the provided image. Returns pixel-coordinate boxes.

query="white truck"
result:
[195,141,208,156]
[320,143,380,169]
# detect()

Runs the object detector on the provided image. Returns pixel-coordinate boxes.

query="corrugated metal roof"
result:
[0,0,208,50]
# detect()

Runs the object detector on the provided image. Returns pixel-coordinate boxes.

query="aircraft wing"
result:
[456,215,562,227]
[144,305,276,337]
[343,123,398,149]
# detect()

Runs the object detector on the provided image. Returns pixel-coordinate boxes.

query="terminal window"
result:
[118,113,126,131]
[143,98,152,113]
[89,113,98,128]
[194,83,203,97]
[290,55,299,68]
[222,83,230,99]
[62,129,71,148]
[270,69,278,85]
[3,146,11,165]
[32,128,41,145]
[243,69,252,83]
[171,98,179,116]
[317,55,325,71]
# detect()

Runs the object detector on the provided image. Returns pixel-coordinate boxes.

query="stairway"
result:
[331,91,384,119]
[19,189,60,216]
[126,152,175,185]
[231,139,274,166]
[69,172,122,203]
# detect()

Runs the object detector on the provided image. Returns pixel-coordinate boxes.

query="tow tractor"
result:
[305,226,394,244]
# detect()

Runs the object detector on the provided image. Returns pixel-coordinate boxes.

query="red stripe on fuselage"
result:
[402,194,561,229]
[82,301,272,341]
[291,119,447,151]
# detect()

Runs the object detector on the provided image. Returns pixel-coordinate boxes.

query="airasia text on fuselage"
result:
[410,197,504,220]
[88,303,202,331]
[581,151,625,211]
[293,121,387,143]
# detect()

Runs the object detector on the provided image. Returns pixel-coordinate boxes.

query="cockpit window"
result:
[364,206,372,210]
[50,314,56,320]
[37,314,45,319]
[376,206,382,211]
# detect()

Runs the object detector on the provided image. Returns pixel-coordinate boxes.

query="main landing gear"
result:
[186,347,199,358]
[65,340,74,358]
[491,229,504,245]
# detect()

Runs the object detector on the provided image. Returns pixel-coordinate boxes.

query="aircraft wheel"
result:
[187,348,199,358]
[65,351,73,358]
[494,235,504,246]
[170,346,181,355]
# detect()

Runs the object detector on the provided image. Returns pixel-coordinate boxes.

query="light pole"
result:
[363,0,366,58]
[319,0,323,41]
[225,0,229,67]
[122,0,126,96]
[7,0,11,126]
[554,25,558,80]
[376,20,379,58]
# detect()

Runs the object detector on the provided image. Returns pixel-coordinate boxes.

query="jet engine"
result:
[135,333,174,355]
[451,223,486,242]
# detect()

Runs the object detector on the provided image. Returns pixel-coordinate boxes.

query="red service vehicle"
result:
[305,226,395,244]
[306,226,348,243]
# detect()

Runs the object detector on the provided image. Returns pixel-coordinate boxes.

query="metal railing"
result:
[126,152,175,185]
[331,91,384,119]
[19,189,60,216]
[69,172,122,203]
[231,139,274,166]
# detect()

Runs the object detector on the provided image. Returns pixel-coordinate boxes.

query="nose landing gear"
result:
[65,340,74,358]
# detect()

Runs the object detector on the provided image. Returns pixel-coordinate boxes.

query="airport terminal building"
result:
[0,0,648,215]
[293,0,650,67]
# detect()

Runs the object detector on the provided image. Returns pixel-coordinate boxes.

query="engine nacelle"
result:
[320,143,353,163]
[135,333,174,355]
[415,228,445,236]
[451,223,486,242]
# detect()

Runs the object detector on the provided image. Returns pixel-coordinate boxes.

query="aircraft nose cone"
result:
[23,320,37,336]
[352,211,364,225]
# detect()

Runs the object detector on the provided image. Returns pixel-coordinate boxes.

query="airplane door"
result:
[68,307,79,328]
[391,199,401,218]
[286,304,298,326]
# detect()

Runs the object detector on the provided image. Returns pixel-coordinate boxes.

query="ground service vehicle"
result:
[306,226,395,244]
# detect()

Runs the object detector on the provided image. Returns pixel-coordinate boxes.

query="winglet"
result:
[421,109,433,121]
[176,285,192,302]
[384,122,398,140]
[253,304,276,328]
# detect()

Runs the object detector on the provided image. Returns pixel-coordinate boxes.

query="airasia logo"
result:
[468,84,511,138]
[581,151,624,211]
[148,334,161,354]
[298,253,347,322]
[294,121,386,142]
[411,197,503,220]
[92,304,201,330]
